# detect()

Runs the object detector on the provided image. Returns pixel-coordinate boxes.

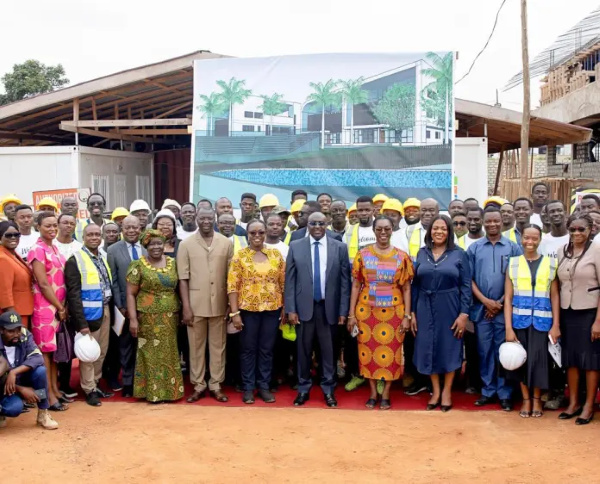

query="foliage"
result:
[338,77,368,144]
[259,93,287,117]
[371,83,416,134]
[421,52,453,139]
[306,79,340,112]
[215,77,252,134]
[0,60,69,105]
[197,92,227,135]
[420,87,449,128]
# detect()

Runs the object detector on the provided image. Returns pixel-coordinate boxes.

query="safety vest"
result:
[508,255,556,331]
[345,224,360,261]
[283,231,293,246]
[408,225,423,259]
[72,249,112,322]
[232,235,248,253]
[75,218,110,241]
[457,235,466,249]
[503,227,520,246]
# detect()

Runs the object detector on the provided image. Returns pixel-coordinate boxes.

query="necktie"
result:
[131,244,139,261]
[313,241,322,302]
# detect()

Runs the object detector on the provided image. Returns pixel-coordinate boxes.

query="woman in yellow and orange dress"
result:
[348,216,413,410]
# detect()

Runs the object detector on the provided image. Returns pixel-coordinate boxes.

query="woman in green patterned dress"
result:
[126,229,184,403]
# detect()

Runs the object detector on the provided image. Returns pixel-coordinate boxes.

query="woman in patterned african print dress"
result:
[348,216,414,410]
[126,229,184,403]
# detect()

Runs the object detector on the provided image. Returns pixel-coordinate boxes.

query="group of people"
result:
[0,181,599,431]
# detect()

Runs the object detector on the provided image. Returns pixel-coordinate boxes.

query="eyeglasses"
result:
[3,232,21,239]
[453,221,467,226]
[569,226,588,233]
[308,221,326,227]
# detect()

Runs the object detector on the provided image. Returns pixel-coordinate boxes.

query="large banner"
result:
[191,52,453,209]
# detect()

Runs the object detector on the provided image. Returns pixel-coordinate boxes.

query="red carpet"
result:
[69,361,492,411]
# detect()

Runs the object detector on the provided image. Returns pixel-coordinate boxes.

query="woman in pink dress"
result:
[28,212,68,411]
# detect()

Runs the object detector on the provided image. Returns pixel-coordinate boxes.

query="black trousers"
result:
[464,330,482,390]
[297,301,336,395]
[119,319,138,387]
[239,309,280,391]
[225,332,242,386]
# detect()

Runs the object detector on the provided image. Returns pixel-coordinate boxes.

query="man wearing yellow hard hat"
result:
[259,194,279,222]
[372,193,389,215]
[381,198,408,252]
[37,197,59,214]
[111,207,130,229]
[348,203,358,225]
[483,196,507,210]
[403,198,421,227]
[1,194,22,222]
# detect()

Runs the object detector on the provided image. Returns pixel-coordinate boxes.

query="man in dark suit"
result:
[285,212,351,407]
[106,215,147,398]
[289,201,343,242]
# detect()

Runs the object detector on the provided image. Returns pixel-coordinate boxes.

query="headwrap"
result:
[140,229,166,248]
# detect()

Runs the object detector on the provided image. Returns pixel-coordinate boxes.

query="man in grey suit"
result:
[107,215,146,398]
[285,212,351,407]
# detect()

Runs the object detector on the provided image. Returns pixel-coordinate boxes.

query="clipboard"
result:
[113,307,126,336]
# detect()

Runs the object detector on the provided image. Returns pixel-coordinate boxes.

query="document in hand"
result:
[548,335,561,367]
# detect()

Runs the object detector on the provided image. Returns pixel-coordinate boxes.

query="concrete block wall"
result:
[547,143,600,179]
[487,154,548,195]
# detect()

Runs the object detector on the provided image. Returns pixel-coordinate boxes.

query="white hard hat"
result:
[499,342,527,371]
[130,199,151,213]
[74,332,101,363]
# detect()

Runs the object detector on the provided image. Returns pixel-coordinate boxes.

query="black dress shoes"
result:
[558,408,583,420]
[500,399,513,412]
[324,394,337,408]
[122,385,134,398]
[575,413,594,426]
[474,395,497,407]
[293,393,310,406]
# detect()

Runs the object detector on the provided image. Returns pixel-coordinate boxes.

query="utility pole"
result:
[520,0,530,196]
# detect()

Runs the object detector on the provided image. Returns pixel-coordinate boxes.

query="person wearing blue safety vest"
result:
[468,208,522,411]
[503,198,534,248]
[74,193,110,242]
[65,223,113,407]
[505,224,560,418]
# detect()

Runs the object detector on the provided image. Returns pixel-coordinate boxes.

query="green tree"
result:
[372,83,416,145]
[197,92,226,136]
[306,79,339,149]
[215,77,252,136]
[421,52,453,143]
[0,60,69,105]
[338,77,368,145]
[259,93,287,135]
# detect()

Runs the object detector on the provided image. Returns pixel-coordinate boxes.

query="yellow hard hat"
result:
[259,193,279,209]
[290,199,305,214]
[373,193,389,204]
[111,207,130,220]
[1,194,22,211]
[348,203,357,214]
[403,197,421,210]
[381,198,404,216]
[483,196,507,208]
[37,197,58,211]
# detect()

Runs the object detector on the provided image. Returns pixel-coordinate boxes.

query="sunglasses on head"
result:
[3,232,21,239]
[308,221,326,227]
[569,226,588,233]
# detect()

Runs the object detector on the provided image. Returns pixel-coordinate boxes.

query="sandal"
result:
[48,402,69,412]
[365,398,377,409]
[532,397,543,418]
[59,395,74,404]
[519,398,531,418]
[380,399,391,410]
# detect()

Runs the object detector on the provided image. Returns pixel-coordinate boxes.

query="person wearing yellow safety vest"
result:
[348,203,358,225]
[381,198,409,252]
[75,193,110,242]
[502,198,534,248]
[505,224,560,418]
[287,198,305,232]
[372,193,389,215]
[406,198,439,260]
[452,212,468,248]
[218,213,247,254]
[328,200,350,236]
[403,198,421,228]
[64,223,113,407]
[457,207,485,250]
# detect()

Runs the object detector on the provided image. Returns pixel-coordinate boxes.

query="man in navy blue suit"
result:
[285,212,350,407]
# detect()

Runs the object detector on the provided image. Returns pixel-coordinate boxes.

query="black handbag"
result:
[53,319,73,363]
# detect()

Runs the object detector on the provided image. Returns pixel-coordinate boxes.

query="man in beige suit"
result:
[178,207,233,403]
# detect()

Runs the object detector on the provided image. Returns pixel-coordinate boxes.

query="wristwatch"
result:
[404,314,412,320]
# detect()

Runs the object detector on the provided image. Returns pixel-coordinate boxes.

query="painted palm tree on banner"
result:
[259,93,287,136]
[216,77,252,136]
[338,77,368,145]
[306,79,339,149]
[421,52,453,144]
[197,92,225,136]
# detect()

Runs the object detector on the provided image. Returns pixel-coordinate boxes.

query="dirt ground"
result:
[3,403,598,483]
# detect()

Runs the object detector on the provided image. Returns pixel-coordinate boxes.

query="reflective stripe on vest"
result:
[345,224,360,261]
[284,231,293,246]
[408,226,422,259]
[232,235,248,253]
[73,250,112,322]
[508,255,556,331]
[503,228,520,245]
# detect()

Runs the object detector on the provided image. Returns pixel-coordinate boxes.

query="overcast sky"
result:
[1,0,598,111]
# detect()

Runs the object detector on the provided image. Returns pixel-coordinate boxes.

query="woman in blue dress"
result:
[412,215,472,412]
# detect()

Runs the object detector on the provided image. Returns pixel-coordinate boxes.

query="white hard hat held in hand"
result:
[499,341,527,371]
[74,332,101,363]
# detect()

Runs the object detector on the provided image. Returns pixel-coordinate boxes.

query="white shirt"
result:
[538,233,569,260]
[54,239,83,260]
[464,234,483,249]
[127,242,143,260]
[265,241,289,259]
[530,213,543,229]
[238,220,248,230]
[16,232,38,260]
[391,229,409,253]
[309,235,328,300]
[177,226,197,240]
[357,226,376,249]
[5,346,16,367]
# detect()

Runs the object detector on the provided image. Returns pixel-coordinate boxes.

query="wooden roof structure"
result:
[455,98,592,154]
[0,50,227,147]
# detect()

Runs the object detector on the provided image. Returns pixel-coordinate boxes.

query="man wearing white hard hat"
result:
[130,200,152,229]
[65,224,114,407]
